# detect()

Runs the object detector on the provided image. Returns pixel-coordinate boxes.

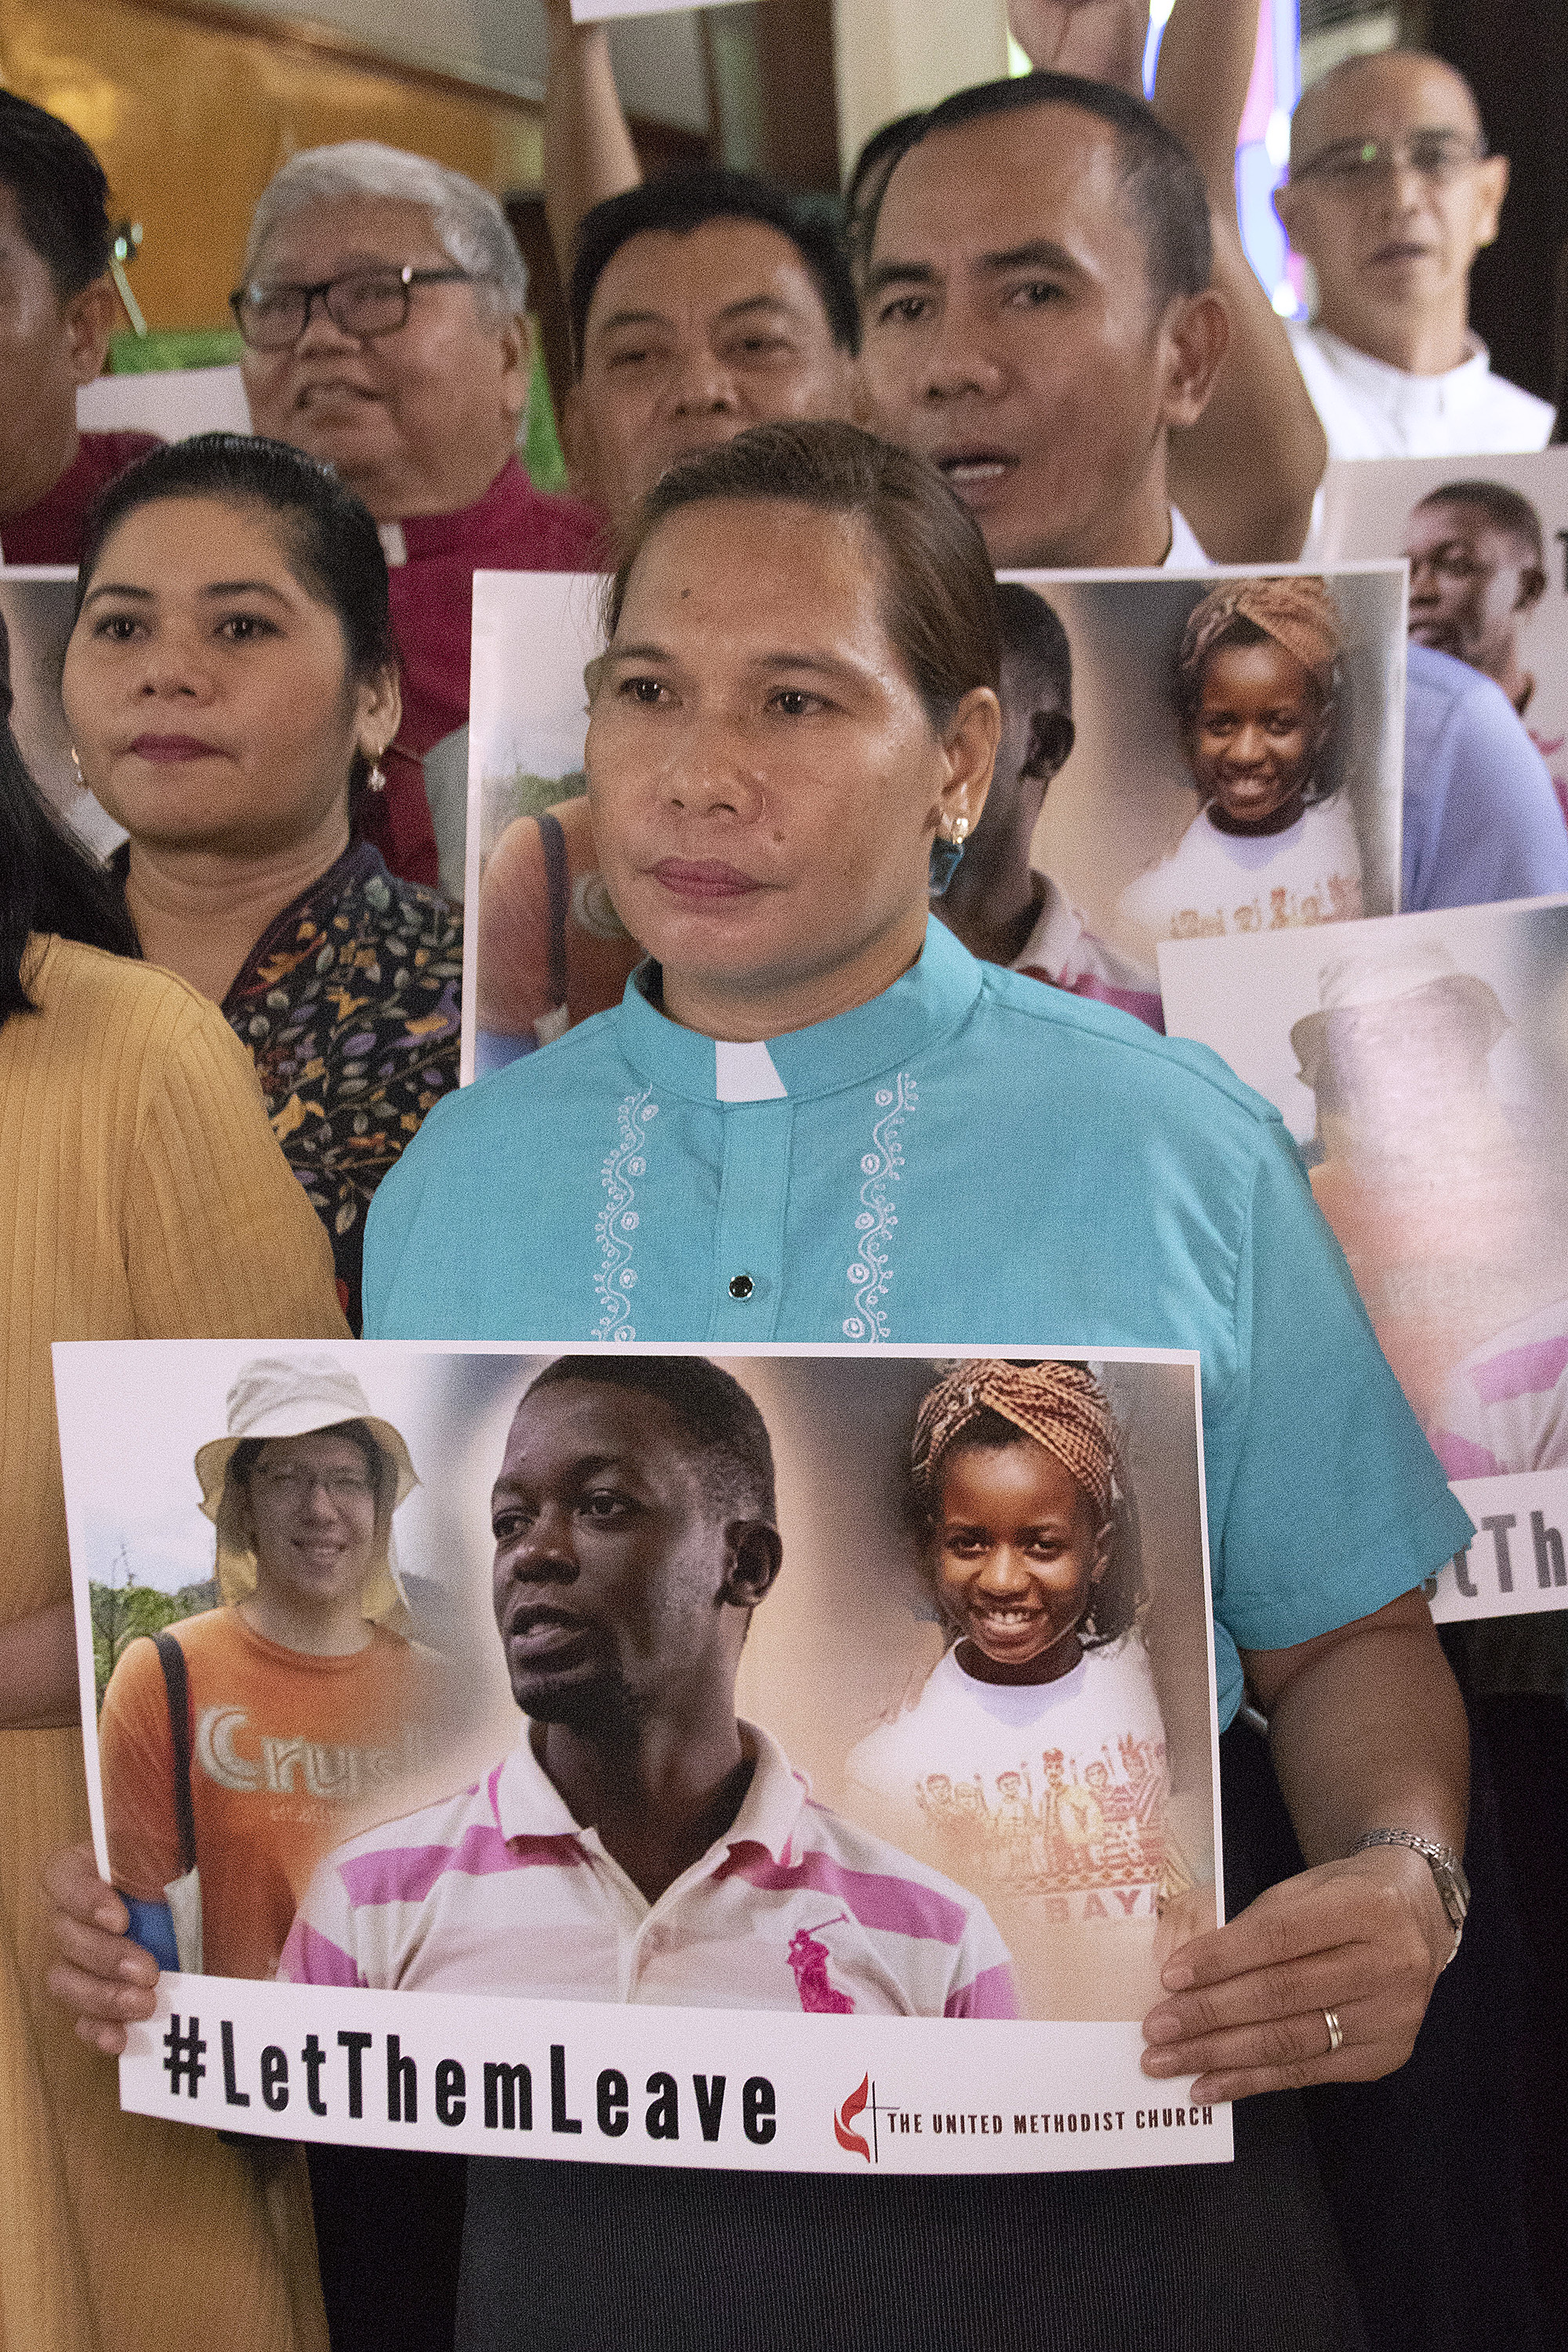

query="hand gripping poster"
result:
[56,1339,1229,2174]
[1160,895,1568,1626]
[463,564,1408,1073]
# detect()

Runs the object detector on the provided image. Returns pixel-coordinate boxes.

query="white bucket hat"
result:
[1290,940,1507,1090]
[194,1356,418,1632]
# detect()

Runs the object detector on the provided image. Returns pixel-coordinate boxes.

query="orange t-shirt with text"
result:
[99,1607,443,1980]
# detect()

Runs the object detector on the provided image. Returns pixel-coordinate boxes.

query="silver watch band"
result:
[1352,1828,1468,1962]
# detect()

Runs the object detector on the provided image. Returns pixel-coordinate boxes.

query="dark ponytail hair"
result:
[0,605,141,1029]
[74,434,398,805]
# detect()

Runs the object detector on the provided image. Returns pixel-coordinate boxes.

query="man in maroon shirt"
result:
[235,143,601,887]
[0,93,160,566]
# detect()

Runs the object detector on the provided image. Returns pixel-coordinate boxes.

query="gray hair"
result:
[243,141,528,323]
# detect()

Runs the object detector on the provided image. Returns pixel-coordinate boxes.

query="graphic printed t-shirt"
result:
[99,1606,441,1980]
[281,1719,1018,2018]
[845,1640,1173,2017]
[1120,796,1364,945]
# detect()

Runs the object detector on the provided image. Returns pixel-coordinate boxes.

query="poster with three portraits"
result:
[60,1339,1229,2175]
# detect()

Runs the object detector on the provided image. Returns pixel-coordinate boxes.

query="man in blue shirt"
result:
[1403,640,1568,909]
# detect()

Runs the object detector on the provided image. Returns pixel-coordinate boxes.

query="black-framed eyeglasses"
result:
[1289,130,1486,192]
[228,264,494,350]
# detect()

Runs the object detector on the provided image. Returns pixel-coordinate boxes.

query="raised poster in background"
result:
[463,569,606,1080]
[1315,446,1568,825]
[0,572,126,858]
[1160,895,1568,1624]
[572,0,746,16]
[57,1338,1228,2173]
[1023,563,1407,996]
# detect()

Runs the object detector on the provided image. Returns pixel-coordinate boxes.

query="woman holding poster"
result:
[54,422,1472,2352]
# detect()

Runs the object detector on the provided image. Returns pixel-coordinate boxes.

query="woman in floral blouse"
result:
[63,434,462,1328]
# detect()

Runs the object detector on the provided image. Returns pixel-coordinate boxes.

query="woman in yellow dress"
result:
[0,604,348,2351]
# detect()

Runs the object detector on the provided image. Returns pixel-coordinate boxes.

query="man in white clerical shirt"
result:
[1274,49,1554,459]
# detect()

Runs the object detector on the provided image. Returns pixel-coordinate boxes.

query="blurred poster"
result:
[0,571,125,858]
[1316,448,1568,827]
[572,0,746,16]
[1022,564,1406,997]
[1160,896,1568,1624]
[57,1338,1228,2174]
[463,570,610,1080]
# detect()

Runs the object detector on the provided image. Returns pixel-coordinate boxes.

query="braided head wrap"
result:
[1176,575,1345,715]
[911,1359,1117,1523]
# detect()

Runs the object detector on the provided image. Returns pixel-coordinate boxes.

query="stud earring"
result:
[927,814,970,898]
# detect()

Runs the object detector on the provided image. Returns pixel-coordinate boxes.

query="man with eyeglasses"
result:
[234,143,601,887]
[1274,50,1554,459]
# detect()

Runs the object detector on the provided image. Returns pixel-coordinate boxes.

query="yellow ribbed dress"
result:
[0,937,350,2352]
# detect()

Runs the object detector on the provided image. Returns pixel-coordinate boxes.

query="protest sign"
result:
[1160,896,1568,1623]
[57,1338,1229,2173]
[0,572,126,857]
[571,0,746,18]
[463,570,608,1078]
[1316,447,1568,822]
[1022,563,1407,993]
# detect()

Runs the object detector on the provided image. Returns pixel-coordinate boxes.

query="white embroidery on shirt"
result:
[595,1087,658,1341]
[842,1074,917,1343]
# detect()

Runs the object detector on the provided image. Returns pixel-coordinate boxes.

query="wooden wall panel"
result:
[0,0,546,331]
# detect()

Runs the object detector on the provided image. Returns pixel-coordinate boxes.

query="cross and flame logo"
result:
[833,2073,872,2161]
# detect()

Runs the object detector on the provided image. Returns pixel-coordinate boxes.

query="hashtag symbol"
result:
[162,2013,207,2098]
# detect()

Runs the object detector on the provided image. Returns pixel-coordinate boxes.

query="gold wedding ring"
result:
[1323,2008,1344,2055]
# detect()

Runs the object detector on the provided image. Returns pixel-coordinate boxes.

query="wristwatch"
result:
[1352,1829,1470,1965]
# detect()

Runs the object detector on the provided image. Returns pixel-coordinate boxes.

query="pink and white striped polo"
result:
[279,1721,1018,2018]
[1429,1298,1568,1479]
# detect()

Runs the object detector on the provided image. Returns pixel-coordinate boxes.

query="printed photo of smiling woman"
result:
[845,1359,1214,2020]
[1120,574,1360,953]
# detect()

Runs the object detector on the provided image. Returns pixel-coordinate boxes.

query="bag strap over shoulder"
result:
[537,808,570,1014]
[152,1631,197,1878]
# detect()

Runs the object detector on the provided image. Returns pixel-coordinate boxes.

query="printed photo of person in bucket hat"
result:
[96,1354,448,1981]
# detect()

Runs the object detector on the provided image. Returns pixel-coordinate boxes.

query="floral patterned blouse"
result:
[120,840,463,1330]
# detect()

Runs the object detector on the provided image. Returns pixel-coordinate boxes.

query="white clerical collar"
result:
[1311,324,1493,421]
[714,1038,789,1102]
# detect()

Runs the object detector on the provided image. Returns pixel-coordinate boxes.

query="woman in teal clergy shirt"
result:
[57,423,1471,2351]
